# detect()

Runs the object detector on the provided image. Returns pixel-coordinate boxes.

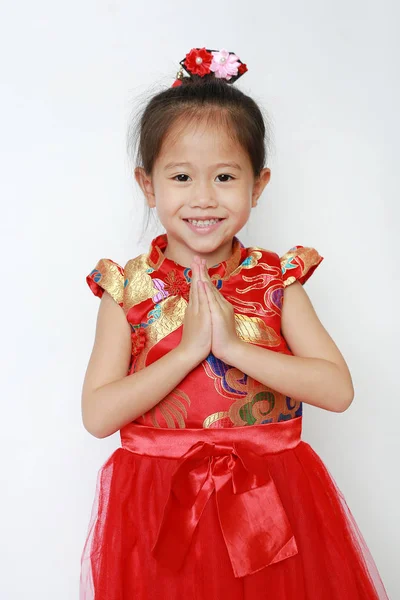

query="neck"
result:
[162,235,235,269]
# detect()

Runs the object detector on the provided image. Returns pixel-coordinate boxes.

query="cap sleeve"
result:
[280,246,324,288]
[86,258,124,306]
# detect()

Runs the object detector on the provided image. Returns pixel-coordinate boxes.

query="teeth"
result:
[187,219,221,227]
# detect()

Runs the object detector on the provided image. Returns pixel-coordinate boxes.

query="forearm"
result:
[84,348,197,438]
[225,341,354,413]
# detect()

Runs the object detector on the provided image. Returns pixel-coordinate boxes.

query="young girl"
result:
[80,47,388,599]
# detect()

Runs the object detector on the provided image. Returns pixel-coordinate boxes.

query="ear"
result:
[251,168,271,207]
[134,167,156,208]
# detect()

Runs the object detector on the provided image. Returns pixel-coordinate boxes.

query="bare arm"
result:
[223,282,354,413]
[81,291,198,439]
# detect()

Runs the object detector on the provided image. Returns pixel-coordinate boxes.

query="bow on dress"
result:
[151,440,298,578]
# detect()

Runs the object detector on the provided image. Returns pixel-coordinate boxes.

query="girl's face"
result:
[135,118,271,268]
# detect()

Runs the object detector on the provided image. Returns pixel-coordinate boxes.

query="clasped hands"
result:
[184,254,242,362]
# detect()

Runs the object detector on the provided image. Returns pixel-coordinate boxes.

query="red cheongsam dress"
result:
[80,233,388,600]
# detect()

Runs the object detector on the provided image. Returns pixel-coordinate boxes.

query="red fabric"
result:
[122,235,323,428]
[81,237,388,598]
[125,419,301,578]
[80,418,388,599]
[280,245,323,287]
[86,258,124,307]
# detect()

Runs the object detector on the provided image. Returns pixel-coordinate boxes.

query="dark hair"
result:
[126,73,273,242]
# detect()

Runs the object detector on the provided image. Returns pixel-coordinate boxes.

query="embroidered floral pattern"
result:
[90,268,101,283]
[281,256,298,277]
[152,278,169,303]
[87,239,323,429]
[163,269,190,302]
[86,258,124,305]
[280,246,324,287]
[149,388,191,429]
[201,355,302,427]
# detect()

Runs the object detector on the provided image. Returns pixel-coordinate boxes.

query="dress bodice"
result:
[87,234,323,429]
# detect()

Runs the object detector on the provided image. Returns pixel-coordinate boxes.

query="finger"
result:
[189,261,199,311]
[188,261,195,303]
[204,280,220,309]
[194,256,204,281]
[201,260,225,306]
[195,260,211,307]
[201,260,219,290]
[200,259,214,286]
[197,280,209,310]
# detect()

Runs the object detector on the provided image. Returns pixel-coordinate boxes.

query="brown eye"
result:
[173,174,190,182]
[216,174,234,182]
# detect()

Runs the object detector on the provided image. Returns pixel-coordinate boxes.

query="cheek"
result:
[153,187,181,216]
[224,181,254,207]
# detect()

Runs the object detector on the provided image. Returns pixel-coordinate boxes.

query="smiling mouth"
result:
[183,218,226,233]
[183,218,225,223]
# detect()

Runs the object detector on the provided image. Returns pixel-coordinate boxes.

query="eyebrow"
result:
[164,161,242,171]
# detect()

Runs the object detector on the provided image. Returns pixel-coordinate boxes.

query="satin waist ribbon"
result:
[120,417,302,578]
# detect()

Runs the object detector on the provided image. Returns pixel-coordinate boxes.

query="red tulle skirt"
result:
[80,417,388,599]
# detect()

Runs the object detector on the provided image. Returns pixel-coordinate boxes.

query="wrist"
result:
[172,346,202,371]
[218,339,246,365]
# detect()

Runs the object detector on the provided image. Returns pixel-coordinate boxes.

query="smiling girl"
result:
[80,47,388,599]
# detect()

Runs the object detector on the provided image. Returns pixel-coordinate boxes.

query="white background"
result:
[1,1,398,598]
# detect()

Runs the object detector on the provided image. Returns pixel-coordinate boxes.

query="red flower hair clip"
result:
[172,47,248,87]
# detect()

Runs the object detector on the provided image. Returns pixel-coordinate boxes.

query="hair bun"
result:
[171,47,248,88]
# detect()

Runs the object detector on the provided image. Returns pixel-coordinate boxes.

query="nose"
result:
[189,178,218,208]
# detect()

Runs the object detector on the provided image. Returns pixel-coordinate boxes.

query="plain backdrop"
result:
[1,1,398,598]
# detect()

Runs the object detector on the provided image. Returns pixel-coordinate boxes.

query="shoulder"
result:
[86,258,126,306]
[242,244,323,286]
[278,245,326,353]
[124,252,152,276]
[242,245,281,269]
[279,245,324,287]
[122,253,158,310]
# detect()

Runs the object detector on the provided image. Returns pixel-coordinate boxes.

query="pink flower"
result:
[210,48,240,80]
